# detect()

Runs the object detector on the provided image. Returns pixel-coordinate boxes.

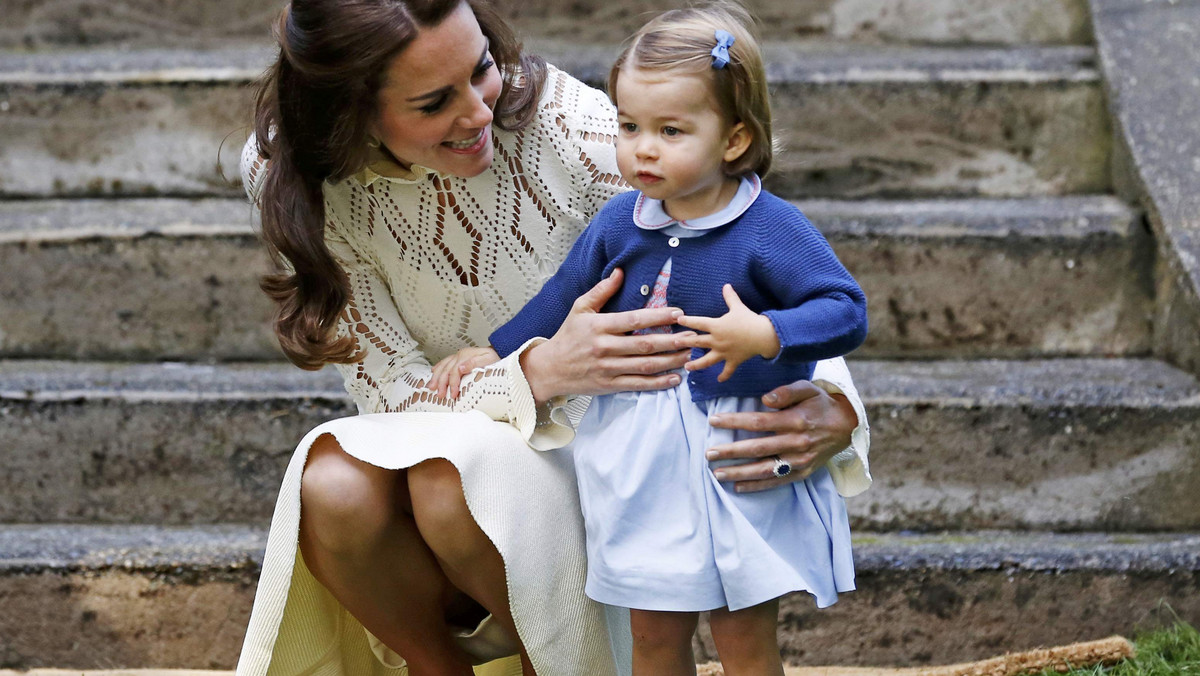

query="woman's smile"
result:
[443,127,489,153]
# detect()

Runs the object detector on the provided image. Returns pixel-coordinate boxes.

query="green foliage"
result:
[1037,621,1200,676]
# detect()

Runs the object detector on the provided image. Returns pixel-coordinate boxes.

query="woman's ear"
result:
[723,122,752,163]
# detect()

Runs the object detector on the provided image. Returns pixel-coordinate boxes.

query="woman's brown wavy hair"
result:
[252,0,545,369]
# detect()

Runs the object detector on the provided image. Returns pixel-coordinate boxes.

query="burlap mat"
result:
[0,635,1135,676]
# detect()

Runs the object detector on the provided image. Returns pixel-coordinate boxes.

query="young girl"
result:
[435,3,868,674]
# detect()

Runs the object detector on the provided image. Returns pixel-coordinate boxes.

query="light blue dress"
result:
[574,176,856,612]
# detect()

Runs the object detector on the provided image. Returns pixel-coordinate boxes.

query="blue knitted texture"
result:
[489,190,868,401]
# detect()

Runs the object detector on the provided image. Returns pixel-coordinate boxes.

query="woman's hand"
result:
[520,269,695,404]
[705,381,857,493]
[430,346,500,399]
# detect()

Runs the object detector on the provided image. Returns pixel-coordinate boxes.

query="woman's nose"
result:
[459,85,495,129]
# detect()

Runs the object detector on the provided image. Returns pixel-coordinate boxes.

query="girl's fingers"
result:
[685,351,722,372]
[675,332,711,349]
[676,315,715,332]
[716,360,738,382]
[721,283,746,310]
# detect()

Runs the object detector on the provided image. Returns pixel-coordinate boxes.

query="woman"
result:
[236,1,871,674]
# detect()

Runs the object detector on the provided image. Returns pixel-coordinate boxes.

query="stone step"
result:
[0,44,1109,199]
[2,358,1198,529]
[1,0,1092,50]
[0,524,1194,669]
[0,196,1150,361]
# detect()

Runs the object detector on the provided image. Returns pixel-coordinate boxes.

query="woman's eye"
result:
[473,58,495,79]
[419,97,448,115]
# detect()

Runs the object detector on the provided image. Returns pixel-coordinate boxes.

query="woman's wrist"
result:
[519,340,561,405]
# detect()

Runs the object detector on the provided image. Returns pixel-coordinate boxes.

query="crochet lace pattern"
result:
[242,66,627,418]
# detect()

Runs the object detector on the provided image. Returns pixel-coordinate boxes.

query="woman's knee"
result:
[407,460,486,563]
[300,433,400,555]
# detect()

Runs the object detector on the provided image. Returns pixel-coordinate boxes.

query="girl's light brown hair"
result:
[252,0,545,369]
[607,1,771,178]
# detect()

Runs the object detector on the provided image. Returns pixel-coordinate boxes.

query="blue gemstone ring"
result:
[771,455,792,478]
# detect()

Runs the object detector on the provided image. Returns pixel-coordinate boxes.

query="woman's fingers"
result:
[570,268,624,314]
[759,380,825,409]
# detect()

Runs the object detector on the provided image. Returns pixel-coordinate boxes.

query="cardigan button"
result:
[640,284,651,296]
[668,236,680,248]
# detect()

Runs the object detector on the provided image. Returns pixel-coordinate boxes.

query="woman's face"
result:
[371,2,502,178]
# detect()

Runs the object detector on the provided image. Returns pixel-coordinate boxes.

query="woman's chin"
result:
[436,144,494,179]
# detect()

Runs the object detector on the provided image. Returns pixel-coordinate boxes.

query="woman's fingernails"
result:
[713,470,727,481]
[668,375,681,385]
[671,310,683,318]
[705,451,717,460]
[765,392,778,404]
[709,414,723,424]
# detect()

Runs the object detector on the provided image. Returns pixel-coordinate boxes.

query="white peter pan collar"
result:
[632,174,761,231]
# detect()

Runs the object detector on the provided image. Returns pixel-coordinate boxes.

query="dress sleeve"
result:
[810,358,872,497]
[323,220,574,450]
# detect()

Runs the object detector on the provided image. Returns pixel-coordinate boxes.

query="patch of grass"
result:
[1039,620,1200,675]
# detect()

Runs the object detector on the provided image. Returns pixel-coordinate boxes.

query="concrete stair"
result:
[0,196,1151,360]
[2,0,1197,671]
[2,525,1195,669]
[0,44,1109,199]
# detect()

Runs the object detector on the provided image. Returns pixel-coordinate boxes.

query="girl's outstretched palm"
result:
[677,284,781,382]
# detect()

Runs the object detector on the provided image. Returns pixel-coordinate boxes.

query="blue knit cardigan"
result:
[490,189,868,401]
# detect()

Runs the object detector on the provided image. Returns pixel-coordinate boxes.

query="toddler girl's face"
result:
[614,67,748,221]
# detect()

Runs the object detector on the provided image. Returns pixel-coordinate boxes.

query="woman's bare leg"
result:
[629,609,698,676]
[408,459,535,675]
[298,434,474,676]
[708,600,784,676]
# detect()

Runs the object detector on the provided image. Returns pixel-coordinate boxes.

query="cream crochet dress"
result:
[234,65,871,676]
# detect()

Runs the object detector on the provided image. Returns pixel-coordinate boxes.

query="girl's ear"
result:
[723,122,752,164]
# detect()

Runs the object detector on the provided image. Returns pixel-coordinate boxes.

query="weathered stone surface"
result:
[811,196,1151,358]
[0,526,1194,669]
[0,199,278,360]
[0,45,1108,198]
[2,359,1198,529]
[0,197,1149,360]
[0,361,352,524]
[0,0,1090,49]
[1089,0,1200,377]
[850,358,1200,530]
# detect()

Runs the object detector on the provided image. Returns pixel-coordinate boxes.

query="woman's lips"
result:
[443,128,488,154]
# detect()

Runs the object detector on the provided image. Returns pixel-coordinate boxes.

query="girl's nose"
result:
[635,136,657,160]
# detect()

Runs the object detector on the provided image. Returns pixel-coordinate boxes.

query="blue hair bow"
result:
[711,30,735,69]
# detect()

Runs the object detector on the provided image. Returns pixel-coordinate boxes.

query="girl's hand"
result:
[677,284,781,382]
[430,346,500,399]
[520,269,695,403]
[705,381,857,493]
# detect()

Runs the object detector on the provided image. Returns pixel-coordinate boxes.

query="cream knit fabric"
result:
[235,65,870,676]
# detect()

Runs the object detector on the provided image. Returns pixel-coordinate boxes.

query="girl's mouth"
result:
[637,172,663,184]
[444,128,488,154]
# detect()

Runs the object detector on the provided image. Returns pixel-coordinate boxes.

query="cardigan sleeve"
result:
[756,207,868,364]
[489,203,615,357]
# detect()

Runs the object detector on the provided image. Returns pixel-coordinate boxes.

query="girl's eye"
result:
[663,126,680,137]
[621,123,638,133]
